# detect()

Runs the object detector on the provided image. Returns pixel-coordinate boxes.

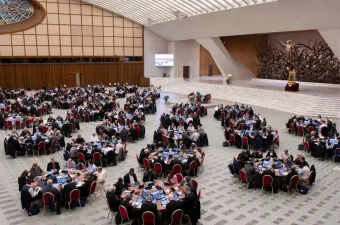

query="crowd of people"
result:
[286,115,340,160]
[216,104,279,151]
[188,91,211,104]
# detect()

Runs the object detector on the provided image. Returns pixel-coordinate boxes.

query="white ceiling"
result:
[81,0,277,26]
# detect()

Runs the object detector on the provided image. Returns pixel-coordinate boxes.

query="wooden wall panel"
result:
[199,45,221,76]
[221,34,268,75]
[0,62,143,89]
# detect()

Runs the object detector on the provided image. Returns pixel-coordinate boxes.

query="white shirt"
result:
[185,117,193,124]
[187,125,195,134]
[28,186,41,198]
[129,174,136,184]
[115,143,124,154]
[89,135,99,142]
[191,132,200,142]
[102,147,114,155]
[299,166,310,180]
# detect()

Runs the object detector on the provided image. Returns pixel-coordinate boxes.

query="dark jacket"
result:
[106,191,120,212]
[47,162,60,171]
[62,182,77,202]
[285,170,298,185]
[18,173,28,191]
[170,159,182,170]
[165,200,182,223]
[114,182,126,196]
[123,173,138,186]
[141,201,158,219]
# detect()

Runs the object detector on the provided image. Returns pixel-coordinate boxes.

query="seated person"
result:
[61,177,77,203]
[262,165,275,178]
[114,177,126,196]
[18,170,29,191]
[285,166,298,185]
[42,179,61,214]
[265,149,278,159]
[167,170,178,185]
[165,193,183,224]
[106,185,120,212]
[75,134,85,144]
[20,179,42,212]
[252,149,263,159]
[141,194,159,221]
[29,162,44,179]
[87,160,97,174]
[47,157,60,171]
[64,158,76,169]
[280,149,292,161]
[298,163,310,182]
[123,168,138,186]
[142,169,157,182]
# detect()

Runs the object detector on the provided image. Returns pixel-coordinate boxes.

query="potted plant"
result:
[226,74,232,84]
[164,96,169,102]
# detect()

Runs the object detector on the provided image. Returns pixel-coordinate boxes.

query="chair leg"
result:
[272,187,273,195]
[110,213,114,223]
[44,204,46,215]
[68,202,71,213]
[107,210,110,218]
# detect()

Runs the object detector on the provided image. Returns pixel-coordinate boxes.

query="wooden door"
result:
[183,66,190,78]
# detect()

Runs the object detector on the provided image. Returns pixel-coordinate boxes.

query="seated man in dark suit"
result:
[18,170,29,192]
[165,193,183,224]
[123,168,138,186]
[46,158,60,171]
[120,195,137,221]
[61,178,77,204]
[169,155,182,171]
[106,185,120,212]
[262,166,275,178]
[42,179,61,214]
[114,178,126,196]
[142,169,157,182]
[181,185,198,221]
[141,195,159,221]
[82,173,97,198]
[35,134,45,146]
[75,134,85,144]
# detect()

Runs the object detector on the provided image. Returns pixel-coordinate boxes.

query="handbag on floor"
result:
[298,144,304,150]
[223,141,230,147]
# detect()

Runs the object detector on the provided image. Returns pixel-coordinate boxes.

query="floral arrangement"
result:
[226,74,232,84]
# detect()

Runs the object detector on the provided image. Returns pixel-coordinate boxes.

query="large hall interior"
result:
[1,0,340,225]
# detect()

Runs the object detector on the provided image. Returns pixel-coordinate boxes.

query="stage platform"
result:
[150,76,340,118]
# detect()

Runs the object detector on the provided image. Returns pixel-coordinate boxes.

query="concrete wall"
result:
[268,30,325,45]
[143,28,169,77]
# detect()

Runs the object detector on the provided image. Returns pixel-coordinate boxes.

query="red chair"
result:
[308,126,314,134]
[197,109,201,117]
[304,141,310,152]
[127,118,131,125]
[119,205,135,224]
[199,157,204,172]
[108,117,113,124]
[197,147,202,154]
[192,179,198,189]
[38,141,46,155]
[77,152,85,164]
[42,125,48,134]
[283,175,299,195]
[173,164,182,174]
[7,121,13,130]
[15,120,22,129]
[154,162,163,179]
[297,125,304,136]
[175,173,183,183]
[239,169,249,188]
[42,192,55,215]
[142,211,155,225]
[143,158,150,170]
[170,209,183,225]
[105,197,117,223]
[262,175,274,194]
[188,161,197,176]
[241,137,249,149]
[43,107,47,115]
[93,152,102,167]
[204,108,207,116]
[162,135,168,144]
[68,189,81,212]
[197,189,201,200]
[229,134,235,146]
[179,121,184,127]
[76,113,81,121]
[117,118,122,125]
[49,139,57,153]
[84,113,90,122]
[37,108,42,116]
[221,111,225,118]
[89,181,97,202]
[229,121,234,128]
[5,105,11,112]
[275,130,278,135]
[308,171,315,187]
[25,119,31,128]
[69,103,74,108]
[290,123,295,134]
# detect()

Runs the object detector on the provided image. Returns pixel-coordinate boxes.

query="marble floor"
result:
[0,91,340,225]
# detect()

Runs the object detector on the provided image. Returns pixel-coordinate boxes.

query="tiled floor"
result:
[0,90,340,225]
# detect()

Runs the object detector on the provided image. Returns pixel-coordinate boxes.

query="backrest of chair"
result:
[43,192,54,205]
[192,179,198,189]
[70,189,80,202]
[304,141,309,150]
[229,121,233,127]
[136,153,139,162]
[290,123,295,131]
[197,189,201,200]
[25,143,32,151]
[308,126,314,133]
[93,152,101,162]
[262,175,273,186]
[15,120,20,126]
[77,152,85,161]
[197,147,202,153]
[42,126,48,133]
[154,162,162,173]
[242,137,248,145]
[76,114,81,119]
[25,119,30,126]
[230,134,235,142]
[221,111,225,118]
[143,158,150,169]
[189,161,196,170]
[298,125,303,133]
[239,169,247,182]
[7,120,12,126]
[51,139,57,147]
[289,175,299,188]
[171,209,183,225]
[175,173,183,183]
[142,211,155,225]
[173,164,182,174]
[119,205,130,220]
[200,157,204,166]
[162,135,168,143]
[38,141,45,149]
[308,171,314,184]
[85,113,90,119]
[90,181,97,194]
[336,148,340,155]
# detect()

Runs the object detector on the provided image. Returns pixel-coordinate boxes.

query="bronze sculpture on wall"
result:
[255,40,340,84]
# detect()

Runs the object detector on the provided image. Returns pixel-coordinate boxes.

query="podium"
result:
[285,83,299,92]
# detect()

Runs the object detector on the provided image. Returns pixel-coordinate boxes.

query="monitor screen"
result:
[155,54,174,67]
